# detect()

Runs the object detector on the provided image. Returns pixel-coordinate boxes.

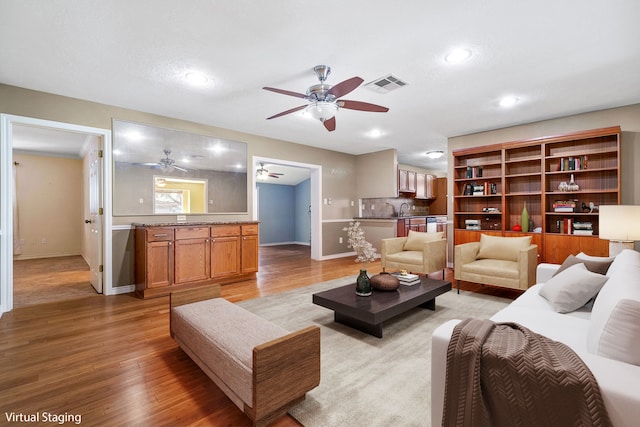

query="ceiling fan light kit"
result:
[256,162,283,180]
[263,65,389,132]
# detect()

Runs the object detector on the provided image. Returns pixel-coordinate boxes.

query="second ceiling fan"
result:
[263,65,389,132]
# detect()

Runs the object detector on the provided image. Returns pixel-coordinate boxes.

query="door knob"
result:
[85,219,92,224]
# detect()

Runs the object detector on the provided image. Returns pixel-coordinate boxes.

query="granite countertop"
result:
[353,216,430,220]
[133,220,260,227]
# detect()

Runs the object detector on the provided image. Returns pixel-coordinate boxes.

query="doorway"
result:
[252,156,322,260]
[0,114,113,314]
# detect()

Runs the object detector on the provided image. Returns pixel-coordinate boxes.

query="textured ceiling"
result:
[2,0,640,175]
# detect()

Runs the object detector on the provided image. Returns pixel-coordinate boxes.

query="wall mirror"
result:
[112,120,248,215]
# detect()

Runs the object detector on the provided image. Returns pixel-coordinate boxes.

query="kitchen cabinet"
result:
[398,169,416,193]
[135,222,259,298]
[241,224,259,273]
[415,173,437,199]
[396,217,427,237]
[211,225,241,278]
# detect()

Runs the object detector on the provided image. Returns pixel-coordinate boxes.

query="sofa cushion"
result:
[587,249,640,365]
[553,254,613,277]
[476,234,532,262]
[577,252,615,264]
[540,263,609,313]
[598,299,640,366]
[462,259,519,279]
[403,230,443,251]
[386,250,423,266]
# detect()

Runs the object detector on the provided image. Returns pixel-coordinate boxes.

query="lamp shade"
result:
[599,205,640,241]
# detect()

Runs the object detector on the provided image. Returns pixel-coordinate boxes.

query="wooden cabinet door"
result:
[425,174,436,199]
[174,238,210,284]
[211,236,240,278]
[241,235,259,273]
[543,234,609,264]
[146,241,174,288]
[416,173,426,198]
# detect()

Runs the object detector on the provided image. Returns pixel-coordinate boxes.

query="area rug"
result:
[238,276,511,427]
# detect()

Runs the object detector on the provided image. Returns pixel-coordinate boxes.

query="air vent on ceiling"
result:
[364,74,408,94]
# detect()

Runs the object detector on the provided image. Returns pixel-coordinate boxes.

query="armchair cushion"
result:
[476,234,532,262]
[403,230,443,251]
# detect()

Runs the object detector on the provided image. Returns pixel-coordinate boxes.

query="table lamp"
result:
[599,205,640,256]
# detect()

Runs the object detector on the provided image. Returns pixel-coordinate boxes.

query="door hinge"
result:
[98,150,103,158]
[99,265,104,272]
[99,207,103,215]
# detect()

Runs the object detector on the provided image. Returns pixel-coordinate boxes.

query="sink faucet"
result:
[399,202,409,217]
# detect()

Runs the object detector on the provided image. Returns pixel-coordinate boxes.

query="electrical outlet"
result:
[139,198,144,204]
[371,204,375,210]
[350,200,354,207]
[177,215,186,221]
[339,237,343,244]
[41,238,47,244]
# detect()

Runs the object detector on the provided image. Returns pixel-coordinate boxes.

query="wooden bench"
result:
[170,286,320,426]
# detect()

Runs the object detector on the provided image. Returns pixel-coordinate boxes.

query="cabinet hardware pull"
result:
[154,233,169,237]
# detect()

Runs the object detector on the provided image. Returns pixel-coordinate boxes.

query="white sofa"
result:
[432,249,640,427]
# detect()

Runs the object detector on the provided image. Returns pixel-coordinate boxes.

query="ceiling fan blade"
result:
[174,166,188,172]
[323,116,336,132]
[268,174,280,178]
[263,87,308,99]
[338,100,389,113]
[266,105,308,120]
[327,77,364,98]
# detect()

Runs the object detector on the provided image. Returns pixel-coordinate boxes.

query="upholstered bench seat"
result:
[170,286,320,426]
[171,298,290,406]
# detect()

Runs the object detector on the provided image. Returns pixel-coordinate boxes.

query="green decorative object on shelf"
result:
[521,201,529,233]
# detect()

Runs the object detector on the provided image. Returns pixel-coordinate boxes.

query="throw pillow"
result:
[539,263,609,313]
[553,254,613,277]
[476,234,532,262]
[403,230,443,251]
[587,249,640,364]
[598,299,640,366]
[576,252,615,263]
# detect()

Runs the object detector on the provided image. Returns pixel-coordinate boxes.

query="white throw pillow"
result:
[598,299,640,366]
[539,263,609,313]
[403,230,443,251]
[587,249,640,365]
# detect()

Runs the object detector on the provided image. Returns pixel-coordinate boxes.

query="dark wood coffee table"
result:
[312,277,452,338]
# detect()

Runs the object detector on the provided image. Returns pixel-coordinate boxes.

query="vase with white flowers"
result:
[343,221,380,296]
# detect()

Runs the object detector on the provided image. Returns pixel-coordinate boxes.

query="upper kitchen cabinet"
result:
[398,169,417,193]
[415,173,437,199]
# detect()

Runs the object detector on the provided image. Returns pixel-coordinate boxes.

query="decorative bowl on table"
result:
[370,272,400,291]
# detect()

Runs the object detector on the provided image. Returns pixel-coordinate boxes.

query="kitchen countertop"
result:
[353,216,430,220]
[133,220,260,227]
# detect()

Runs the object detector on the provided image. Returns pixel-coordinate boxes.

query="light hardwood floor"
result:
[1,245,519,426]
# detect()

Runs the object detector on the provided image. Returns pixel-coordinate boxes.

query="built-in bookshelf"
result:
[453,126,620,263]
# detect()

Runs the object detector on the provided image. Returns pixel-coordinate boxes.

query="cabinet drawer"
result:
[146,228,174,242]
[211,225,241,237]
[410,218,426,225]
[175,227,210,240]
[241,224,259,235]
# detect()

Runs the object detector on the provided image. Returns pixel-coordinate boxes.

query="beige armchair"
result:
[381,231,447,278]
[454,234,537,294]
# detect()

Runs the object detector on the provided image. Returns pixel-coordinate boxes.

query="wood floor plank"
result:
[2,245,519,426]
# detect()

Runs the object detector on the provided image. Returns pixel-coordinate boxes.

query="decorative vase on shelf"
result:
[356,269,372,296]
[521,202,529,233]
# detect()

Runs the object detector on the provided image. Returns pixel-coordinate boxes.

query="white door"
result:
[87,137,103,293]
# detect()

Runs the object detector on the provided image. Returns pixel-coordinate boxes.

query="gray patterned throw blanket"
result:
[442,318,612,427]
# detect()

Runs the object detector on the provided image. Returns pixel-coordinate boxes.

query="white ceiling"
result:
[2,0,640,176]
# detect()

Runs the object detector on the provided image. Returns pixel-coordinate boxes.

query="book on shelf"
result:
[559,155,588,171]
[553,200,576,212]
[573,230,594,236]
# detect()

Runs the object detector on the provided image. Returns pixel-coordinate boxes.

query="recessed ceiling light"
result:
[426,150,444,159]
[499,96,519,108]
[368,129,382,138]
[185,71,209,85]
[445,48,472,64]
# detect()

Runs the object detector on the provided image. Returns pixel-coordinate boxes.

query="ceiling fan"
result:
[139,149,188,172]
[263,65,389,132]
[256,162,284,180]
